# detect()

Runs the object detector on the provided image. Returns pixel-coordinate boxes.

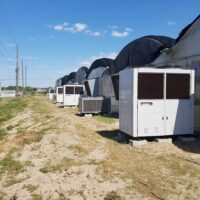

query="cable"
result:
[0,0,16,41]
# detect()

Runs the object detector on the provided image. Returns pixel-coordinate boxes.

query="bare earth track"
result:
[0,96,200,200]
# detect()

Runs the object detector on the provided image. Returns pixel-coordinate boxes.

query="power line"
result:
[0,0,16,41]
[0,0,16,68]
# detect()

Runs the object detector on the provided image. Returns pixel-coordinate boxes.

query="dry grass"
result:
[0,96,199,200]
[67,144,89,156]
[30,96,55,115]
[40,157,76,173]
[0,152,24,175]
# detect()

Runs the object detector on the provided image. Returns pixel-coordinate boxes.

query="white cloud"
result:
[80,52,117,67]
[50,21,103,37]
[54,24,64,31]
[90,31,101,37]
[167,21,175,26]
[111,30,129,38]
[63,27,74,32]
[52,21,88,33]
[74,23,87,32]
[125,27,132,32]
[85,30,101,37]
[6,43,15,47]
[110,26,132,38]
[50,21,133,38]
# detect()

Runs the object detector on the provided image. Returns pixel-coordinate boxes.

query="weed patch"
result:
[23,184,39,193]
[40,157,76,173]
[0,129,8,140]
[0,152,24,175]
[94,115,115,124]
[104,191,122,200]
[0,99,27,124]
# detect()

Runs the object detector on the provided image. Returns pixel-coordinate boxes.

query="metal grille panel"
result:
[138,73,164,99]
[58,88,63,94]
[75,86,83,94]
[166,74,190,99]
[65,87,74,94]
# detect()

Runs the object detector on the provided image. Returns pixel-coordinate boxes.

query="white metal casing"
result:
[63,85,84,106]
[119,68,195,137]
[56,86,64,104]
[48,89,55,100]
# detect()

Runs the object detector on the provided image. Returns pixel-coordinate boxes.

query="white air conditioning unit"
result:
[49,89,55,100]
[56,86,64,104]
[64,85,84,107]
[79,96,111,114]
[119,68,195,137]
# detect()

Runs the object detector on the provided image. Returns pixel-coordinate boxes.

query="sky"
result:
[0,0,199,88]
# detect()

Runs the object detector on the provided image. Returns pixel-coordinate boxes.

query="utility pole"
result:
[16,44,19,97]
[24,65,27,95]
[21,59,24,96]
[0,81,1,100]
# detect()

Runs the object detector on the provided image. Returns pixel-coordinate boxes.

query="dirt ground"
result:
[0,96,200,200]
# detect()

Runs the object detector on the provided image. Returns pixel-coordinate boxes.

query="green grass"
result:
[31,96,53,114]
[5,176,27,187]
[6,125,15,131]
[0,98,27,124]
[40,157,76,173]
[94,115,115,124]
[0,152,23,175]
[68,144,88,156]
[31,193,42,200]
[23,184,39,193]
[0,129,8,140]
[104,191,122,200]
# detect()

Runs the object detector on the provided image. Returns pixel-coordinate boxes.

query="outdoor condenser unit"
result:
[63,85,84,107]
[79,96,111,114]
[119,68,195,137]
[49,89,55,100]
[56,86,64,104]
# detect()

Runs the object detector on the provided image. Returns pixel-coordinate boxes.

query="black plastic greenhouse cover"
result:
[108,35,175,75]
[86,58,114,79]
[66,72,76,84]
[176,15,200,43]
[62,75,69,85]
[74,66,88,84]
[55,78,63,87]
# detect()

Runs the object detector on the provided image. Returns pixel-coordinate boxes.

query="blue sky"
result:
[0,0,199,87]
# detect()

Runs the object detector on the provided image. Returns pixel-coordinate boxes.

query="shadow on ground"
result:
[173,132,200,154]
[75,112,119,118]
[97,129,130,144]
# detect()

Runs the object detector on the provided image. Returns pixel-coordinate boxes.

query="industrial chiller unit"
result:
[63,85,84,107]
[119,68,195,137]
[56,86,64,104]
[49,89,55,100]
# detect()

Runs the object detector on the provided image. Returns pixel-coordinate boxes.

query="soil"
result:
[0,96,200,200]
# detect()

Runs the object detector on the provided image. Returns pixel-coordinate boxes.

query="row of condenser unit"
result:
[49,67,195,138]
[49,84,111,114]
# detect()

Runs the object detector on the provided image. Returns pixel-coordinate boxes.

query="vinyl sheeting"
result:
[66,72,76,84]
[86,58,114,79]
[108,35,175,75]
[74,66,88,84]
